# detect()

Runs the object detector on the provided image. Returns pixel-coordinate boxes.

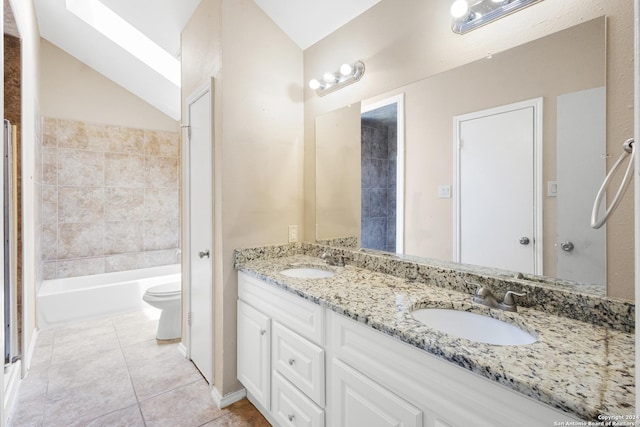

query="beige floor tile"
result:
[140,379,222,427]
[43,371,137,427]
[128,352,202,400]
[8,310,272,426]
[50,329,120,365]
[84,404,146,427]
[47,348,128,394]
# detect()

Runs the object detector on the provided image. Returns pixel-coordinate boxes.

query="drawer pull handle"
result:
[288,414,295,422]
[288,358,295,366]
[260,329,266,336]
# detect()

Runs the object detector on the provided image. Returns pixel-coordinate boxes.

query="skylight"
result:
[65,0,180,87]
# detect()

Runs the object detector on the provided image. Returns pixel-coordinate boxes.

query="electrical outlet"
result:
[438,185,451,199]
[288,225,298,243]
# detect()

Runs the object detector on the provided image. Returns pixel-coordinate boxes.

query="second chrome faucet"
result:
[469,283,526,312]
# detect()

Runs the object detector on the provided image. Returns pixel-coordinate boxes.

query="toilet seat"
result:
[145,282,181,297]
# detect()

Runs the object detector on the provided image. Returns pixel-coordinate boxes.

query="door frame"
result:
[182,78,214,383]
[453,98,543,275]
[361,93,406,254]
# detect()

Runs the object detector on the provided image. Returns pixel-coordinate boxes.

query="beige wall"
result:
[182,0,304,397]
[303,0,635,300]
[39,40,177,132]
[316,104,361,241]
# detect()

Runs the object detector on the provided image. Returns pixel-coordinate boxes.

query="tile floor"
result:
[7,310,270,427]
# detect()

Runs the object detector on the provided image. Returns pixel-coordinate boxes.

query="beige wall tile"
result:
[42,224,57,261]
[57,149,105,187]
[42,146,58,186]
[42,262,57,280]
[143,250,179,268]
[104,187,144,221]
[43,117,58,147]
[58,187,104,223]
[143,219,178,251]
[144,188,179,220]
[144,156,178,188]
[105,126,144,154]
[144,130,179,158]
[105,153,144,188]
[105,253,145,273]
[57,223,104,259]
[42,187,57,224]
[56,257,105,278]
[42,117,180,278]
[104,221,144,255]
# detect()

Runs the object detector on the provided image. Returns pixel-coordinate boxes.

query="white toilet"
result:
[142,282,182,340]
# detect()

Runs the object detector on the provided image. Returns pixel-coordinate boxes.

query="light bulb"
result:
[323,72,338,83]
[450,0,469,19]
[340,63,353,76]
[309,79,321,90]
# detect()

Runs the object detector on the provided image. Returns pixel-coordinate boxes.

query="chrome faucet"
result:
[469,283,526,312]
[320,250,345,267]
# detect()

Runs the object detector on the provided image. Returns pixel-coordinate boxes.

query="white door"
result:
[187,82,213,384]
[454,99,542,274]
[557,87,606,285]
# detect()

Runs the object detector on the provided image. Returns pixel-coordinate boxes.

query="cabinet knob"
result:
[260,329,266,336]
[288,414,295,422]
[288,358,295,366]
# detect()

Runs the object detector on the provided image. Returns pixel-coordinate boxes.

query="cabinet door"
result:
[237,300,271,410]
[332,358,423,427]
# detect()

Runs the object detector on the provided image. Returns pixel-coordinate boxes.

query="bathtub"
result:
[37,264,181,330]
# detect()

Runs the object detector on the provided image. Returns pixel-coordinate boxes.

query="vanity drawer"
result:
[273,321,325,407]
[272,371,325,427]
[238,272,323,344]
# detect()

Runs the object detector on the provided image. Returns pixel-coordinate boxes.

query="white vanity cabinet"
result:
[238,272,325,426]
[237,272,582,427]
[237,300,271,410]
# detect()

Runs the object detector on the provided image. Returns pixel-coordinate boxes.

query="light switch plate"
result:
[438,185,451,199]
[288,225,298,243]
[547,181,558,197]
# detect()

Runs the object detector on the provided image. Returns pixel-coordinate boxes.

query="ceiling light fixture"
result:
[309,61,365,97]
[450,0,543,34]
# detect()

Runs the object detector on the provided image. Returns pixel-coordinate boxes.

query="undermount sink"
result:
[411,308,537,346]
[279,268,335,279]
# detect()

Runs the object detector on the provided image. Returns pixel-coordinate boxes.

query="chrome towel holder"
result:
[591,138,635,229]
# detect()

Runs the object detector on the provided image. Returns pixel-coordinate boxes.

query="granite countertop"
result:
[236,254,635,422]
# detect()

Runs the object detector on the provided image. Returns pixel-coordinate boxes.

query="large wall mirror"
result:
[315,18,621,295]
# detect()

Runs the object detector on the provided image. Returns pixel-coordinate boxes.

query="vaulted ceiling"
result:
[31,0,381,120]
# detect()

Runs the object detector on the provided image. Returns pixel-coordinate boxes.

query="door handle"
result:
[198,249,210,259]
[519,237,530,245]
[560,241,574,252]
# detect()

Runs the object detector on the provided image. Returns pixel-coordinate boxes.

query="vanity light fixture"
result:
[309,61,365,96]
[450,0,544,34]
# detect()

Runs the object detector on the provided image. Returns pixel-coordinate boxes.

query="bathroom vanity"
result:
[235,243,634,426]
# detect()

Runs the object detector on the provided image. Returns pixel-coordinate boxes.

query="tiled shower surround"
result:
[41,118,180,279]
[361,104,397,252]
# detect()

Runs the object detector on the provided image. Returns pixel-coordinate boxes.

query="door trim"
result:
[182,78,214,382]
[361,93,406,254]
[453,98,543,275]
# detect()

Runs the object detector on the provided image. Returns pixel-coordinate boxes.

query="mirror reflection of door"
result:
[454,99,543,275]
[556,87,606,285]
[361,95,404,253]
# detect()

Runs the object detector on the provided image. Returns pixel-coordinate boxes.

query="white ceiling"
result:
[255,0,381,50]
[31,0,381,120]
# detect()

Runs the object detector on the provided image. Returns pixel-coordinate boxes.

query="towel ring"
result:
[590,138,635,229]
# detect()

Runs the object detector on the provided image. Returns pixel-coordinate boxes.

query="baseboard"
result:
[177,342,188,358]
[24,328,39,372]
[210,386,246,409]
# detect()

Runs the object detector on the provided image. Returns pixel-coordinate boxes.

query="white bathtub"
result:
[37,264,181,330]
